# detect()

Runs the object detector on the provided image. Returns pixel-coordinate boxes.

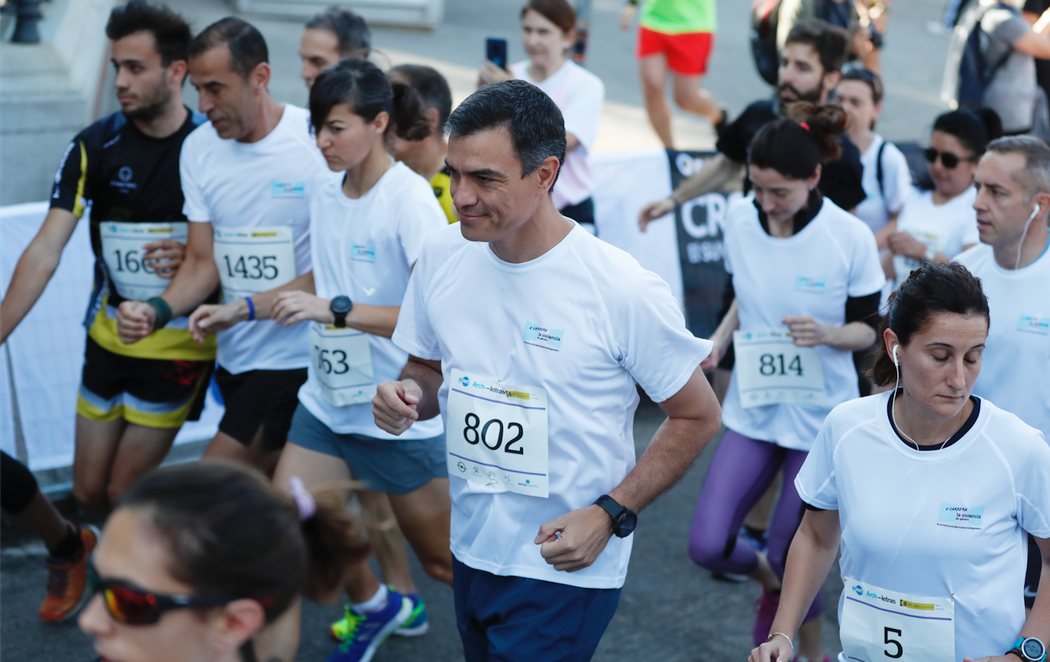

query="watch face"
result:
[617,511,638,537]
[331,295,352,314]
[1022,638,1046,659]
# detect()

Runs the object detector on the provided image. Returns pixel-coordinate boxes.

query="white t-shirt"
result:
[393,223,711,589]
[797,393,1050,660]
[722,197,885,450]
[893,187,978,289]
[956,242,1050,438]
[298,162,445,438]
[854,135,912,234]
[510,60,604,210]
[181,105,330,374]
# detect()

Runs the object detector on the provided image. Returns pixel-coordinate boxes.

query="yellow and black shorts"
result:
[76,336,213,429]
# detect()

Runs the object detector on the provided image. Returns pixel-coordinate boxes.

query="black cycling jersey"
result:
[49,107,204,260]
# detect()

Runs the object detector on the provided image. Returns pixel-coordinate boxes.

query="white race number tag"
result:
[310,324,375,406]
[840,577,955,661]
[100,221,187,300]
[213,226,295,299]
[734,329,825,408]
[446,370,549,498]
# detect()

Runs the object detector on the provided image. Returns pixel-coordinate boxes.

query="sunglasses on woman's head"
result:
[87,557,239,625]
[924,147,969,169]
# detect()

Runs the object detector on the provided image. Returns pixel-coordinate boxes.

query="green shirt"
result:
[640,0,716,34]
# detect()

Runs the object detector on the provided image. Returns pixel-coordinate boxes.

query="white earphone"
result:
[892,345,899,367]
[1016,205,1042,270]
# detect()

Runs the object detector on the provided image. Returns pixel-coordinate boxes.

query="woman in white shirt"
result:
[750,262,1050,662]
[189,59,450,660]
[478,0,605,228]
[835,66,912,247]
[886,109,1001,288]
[689,102,884,662]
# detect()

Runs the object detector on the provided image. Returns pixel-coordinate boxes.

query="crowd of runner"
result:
[0,1,1048,661]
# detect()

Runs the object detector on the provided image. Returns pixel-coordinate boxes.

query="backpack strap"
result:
[978,1,1019,85]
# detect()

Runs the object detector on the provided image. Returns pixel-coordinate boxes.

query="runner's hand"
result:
[783,316,831,348]
[188,302,246,342]
[638,198,675,231]
[372,380,422,435]
[272,291,331,326]
[535,505,613,572]
[478,61,512,87]
[116,300,156,344]
[886,231,925,259]
[749,639,793,662]
[700,339,728,373]
[142,239,185,278]
[963,656,1017,662]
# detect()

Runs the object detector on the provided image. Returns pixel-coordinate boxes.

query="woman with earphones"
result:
[688,102,884,662]
[749,262,1050,662]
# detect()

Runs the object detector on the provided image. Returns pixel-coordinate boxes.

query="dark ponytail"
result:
[390,81,432,142]
[869,263,990,386]
[119,461,369,621]
[310,58,432,142]
[749,102,846,180]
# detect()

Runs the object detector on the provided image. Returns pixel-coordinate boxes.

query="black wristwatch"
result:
[1008,636,1047,662]
[593,495,637,538]
[330,295,353,328]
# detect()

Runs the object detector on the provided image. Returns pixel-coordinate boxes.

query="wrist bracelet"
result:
[767,632,793,649]
[146,296,173,329]
[244,296,255,321]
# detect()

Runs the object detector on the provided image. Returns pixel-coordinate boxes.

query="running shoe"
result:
[325,590,412,662]
[39,524,99,622]
[330,591,429,640]
[752,589,781,646]
[740,526,769,554]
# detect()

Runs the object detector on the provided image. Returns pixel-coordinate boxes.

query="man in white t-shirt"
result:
[116,17,327,479]
[958,134,1050,613]
[372,80,722,658]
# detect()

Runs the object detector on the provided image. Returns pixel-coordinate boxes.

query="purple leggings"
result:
[688,428,821,621]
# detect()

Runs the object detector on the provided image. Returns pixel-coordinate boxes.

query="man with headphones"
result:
[958,135,1050,618]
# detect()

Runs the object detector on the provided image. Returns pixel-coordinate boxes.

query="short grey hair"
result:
[986,135,1050,199]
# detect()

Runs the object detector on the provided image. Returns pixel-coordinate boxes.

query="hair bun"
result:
[786,101,845,162]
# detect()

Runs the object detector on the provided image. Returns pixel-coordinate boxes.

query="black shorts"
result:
[77,336,212,429]
[215,366,307,450]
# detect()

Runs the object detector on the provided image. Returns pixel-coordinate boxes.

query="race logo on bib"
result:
[523,322,564,352]
[794,276,828,294]
[271,181,306,198]
[937,503,984,530]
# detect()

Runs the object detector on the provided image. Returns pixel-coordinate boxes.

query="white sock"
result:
[351,584,388,614]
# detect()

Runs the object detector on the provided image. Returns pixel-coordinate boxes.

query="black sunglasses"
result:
[924,147,971,169]
[88,558,243,625]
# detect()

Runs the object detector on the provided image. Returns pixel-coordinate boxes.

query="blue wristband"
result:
[244,296,255,321]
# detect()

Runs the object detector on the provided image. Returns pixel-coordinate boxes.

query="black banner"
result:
[666,149,736,339]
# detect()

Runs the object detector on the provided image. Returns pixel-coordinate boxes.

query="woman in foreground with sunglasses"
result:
[78,461,367,662]
[749,262,1050,662]
[884,108,1001,289]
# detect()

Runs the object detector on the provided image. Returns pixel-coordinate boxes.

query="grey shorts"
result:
[288,404,447,494]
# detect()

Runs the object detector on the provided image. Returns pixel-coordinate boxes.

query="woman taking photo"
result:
[688,102,884,662]
[478,0,604,228]
[750,262,1050,662]
[885,109,1000,288]
[79,461,367,662]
